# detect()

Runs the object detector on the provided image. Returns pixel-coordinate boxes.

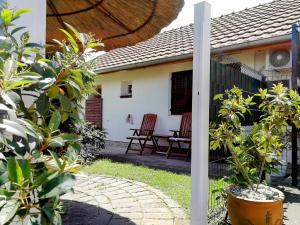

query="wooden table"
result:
[152,134,172,155]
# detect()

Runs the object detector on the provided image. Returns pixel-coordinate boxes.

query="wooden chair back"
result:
[179,112,192,138]
[139,114,157,136]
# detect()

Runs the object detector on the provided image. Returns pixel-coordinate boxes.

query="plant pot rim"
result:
[226,185,285,203]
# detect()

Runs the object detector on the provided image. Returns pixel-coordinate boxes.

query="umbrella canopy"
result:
[46,0,184,50]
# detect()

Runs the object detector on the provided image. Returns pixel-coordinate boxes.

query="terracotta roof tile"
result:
[94,0,300,73]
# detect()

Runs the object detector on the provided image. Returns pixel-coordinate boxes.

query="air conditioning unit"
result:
[266,48,291,70]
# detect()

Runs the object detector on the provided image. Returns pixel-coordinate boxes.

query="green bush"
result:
[0,7,101,225]
[210,84,300,192]
[75,122,106,163]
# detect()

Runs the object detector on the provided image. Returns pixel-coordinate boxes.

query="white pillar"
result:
[191,2,211,225]
[9,0,46,45]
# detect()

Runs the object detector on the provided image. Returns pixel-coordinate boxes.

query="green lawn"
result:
[82,159,227,214]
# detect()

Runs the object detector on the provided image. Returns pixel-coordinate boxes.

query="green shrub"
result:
[75,122,106,163]
[210,84,300,191]
[0,7,101,224]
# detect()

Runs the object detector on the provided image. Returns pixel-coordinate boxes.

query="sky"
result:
[164,0,272,31]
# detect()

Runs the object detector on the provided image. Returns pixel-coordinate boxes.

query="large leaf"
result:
[0,120,27,139]
[19,160,31,182]
[1,9,12,26]
[8,79,36,90]
[38,173,75,199]
[1,92,16,109]
[48,137,65,149]
[42,207,62,225]
[48,150,63,170]
[32,171,58,188]
[12,8,31,19]
[59,95,72,112]
[60,133,80,142]
[0,189,14,198]
[48,111,61,131]
[60,29,78,53]
[47,85,60,98]
[7,157,23,185]
[0,200,20,224]
[36,94,49,116]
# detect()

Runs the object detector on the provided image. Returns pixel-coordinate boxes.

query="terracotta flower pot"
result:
[226,187,284,225]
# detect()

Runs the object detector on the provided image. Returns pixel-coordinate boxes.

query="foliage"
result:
[0,7,101,224]
[210,84,300,191]
[74,122,106,163]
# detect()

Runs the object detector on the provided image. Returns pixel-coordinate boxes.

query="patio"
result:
[92,141,300,225]
[61,174,189,225]
[98,141,191,174]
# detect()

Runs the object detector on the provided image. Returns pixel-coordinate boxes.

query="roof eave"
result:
[211,34,291,54]
[94,53,193,74]
[96,34,292,74]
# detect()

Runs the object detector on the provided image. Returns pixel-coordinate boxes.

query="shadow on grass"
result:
[62,200,137,225]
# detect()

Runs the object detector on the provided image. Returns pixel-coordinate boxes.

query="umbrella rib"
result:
[47,0,67,30]
[93,3,133,33]
[47,0,105,17]
[102,0,158,41]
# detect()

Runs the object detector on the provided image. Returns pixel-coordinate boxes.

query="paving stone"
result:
[61,174,189,225]
[142,219,174,225]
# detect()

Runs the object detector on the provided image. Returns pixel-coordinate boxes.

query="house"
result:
[89,0,300,142]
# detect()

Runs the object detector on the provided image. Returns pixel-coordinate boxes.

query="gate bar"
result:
[291,24,298,187]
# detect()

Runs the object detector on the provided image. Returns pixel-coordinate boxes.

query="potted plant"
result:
[210,84,300,225]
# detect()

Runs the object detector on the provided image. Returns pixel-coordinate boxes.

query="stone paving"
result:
[61,174,190,225]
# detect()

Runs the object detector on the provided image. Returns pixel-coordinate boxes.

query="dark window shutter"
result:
[171,70,193,115]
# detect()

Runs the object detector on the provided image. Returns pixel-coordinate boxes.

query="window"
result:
[171,70,192,115]
[120,81,132,98]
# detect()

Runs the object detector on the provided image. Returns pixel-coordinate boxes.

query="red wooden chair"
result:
[167,112,192,161]
[126,114,157,155]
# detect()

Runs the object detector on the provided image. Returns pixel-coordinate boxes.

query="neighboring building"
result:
[90,0,300,142]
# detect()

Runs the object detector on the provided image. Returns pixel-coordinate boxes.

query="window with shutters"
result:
[170,70,192,115]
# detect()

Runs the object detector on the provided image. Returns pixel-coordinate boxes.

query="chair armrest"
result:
[170,130,180,137]
[130,128,140,136]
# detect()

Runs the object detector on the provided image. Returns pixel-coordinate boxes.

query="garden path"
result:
[61,174,189,225]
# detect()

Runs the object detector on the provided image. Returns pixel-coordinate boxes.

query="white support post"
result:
[191,2,211,225]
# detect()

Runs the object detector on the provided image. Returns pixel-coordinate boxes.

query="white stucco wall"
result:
[97,47,293,142]
[97,61,193,141]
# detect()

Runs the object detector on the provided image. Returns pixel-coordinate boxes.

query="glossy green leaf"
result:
[59,95,72,112]
[60,133,80,142]
[1,9,12,26]
[59,29,79,53]
[48,111,61,131]
[42,207,62,225]
[12,8,31,19]
[1,119,27,139]
[7,157,23,185]
[39,173,75,199]
[48,150,62,170]
[48,137,65,148]
[19,160,31,181]
[0,200,20,224]
[36,94,49,116]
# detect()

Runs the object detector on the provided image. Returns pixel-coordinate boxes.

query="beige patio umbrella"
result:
[46,0,184,51]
